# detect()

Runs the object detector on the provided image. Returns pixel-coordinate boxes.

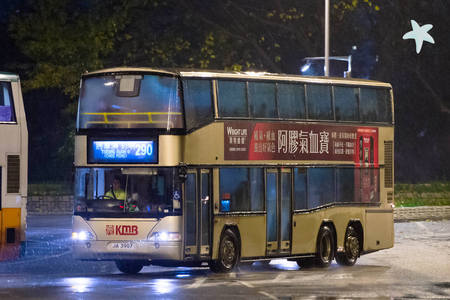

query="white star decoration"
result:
[403,20,435,54]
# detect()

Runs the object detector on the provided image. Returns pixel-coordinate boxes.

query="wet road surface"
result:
[0,215,448,299]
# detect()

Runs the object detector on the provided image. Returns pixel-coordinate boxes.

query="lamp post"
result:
[301,1,352,78]
[325,0,330,77]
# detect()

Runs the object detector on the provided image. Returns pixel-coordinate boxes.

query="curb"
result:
[394,206,450,222]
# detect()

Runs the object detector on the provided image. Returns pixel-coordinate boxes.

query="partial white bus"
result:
[0,72,28,261]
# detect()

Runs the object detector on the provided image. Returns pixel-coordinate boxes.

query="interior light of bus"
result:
[149,232,181,242]
[72,231,95,241]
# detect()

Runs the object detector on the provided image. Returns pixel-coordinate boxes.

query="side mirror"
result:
[179,165,187,183]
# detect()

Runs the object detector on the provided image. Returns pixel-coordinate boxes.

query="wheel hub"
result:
[320,235,332,263]
[221,240,235,267]
[346,236,359,259]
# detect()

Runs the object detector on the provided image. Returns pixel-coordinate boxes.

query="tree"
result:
[9,0,449,182]
[10,0,135,99]
[7,0,382,182]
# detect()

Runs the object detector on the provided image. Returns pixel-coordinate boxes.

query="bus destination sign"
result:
[224,122,378,166]
[88,139,158,164]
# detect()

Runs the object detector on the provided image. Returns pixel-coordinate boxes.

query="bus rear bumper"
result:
[72,240,182,261]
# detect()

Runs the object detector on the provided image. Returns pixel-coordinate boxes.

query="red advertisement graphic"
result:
[355,128,379,167]
[224,122,378,165]
[354,168,379,203]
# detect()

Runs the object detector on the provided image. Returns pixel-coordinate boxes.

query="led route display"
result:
[89,139,158,163]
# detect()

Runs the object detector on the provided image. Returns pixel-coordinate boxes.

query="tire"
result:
[209,229,240,273]
[115,260,144,274]
[315,226,335,268]
[335,226,360,266]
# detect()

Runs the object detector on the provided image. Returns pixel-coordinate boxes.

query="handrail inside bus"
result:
[83,111,182,127]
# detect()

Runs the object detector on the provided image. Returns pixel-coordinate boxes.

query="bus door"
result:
[266,168,292,255]
[184,169,211,261]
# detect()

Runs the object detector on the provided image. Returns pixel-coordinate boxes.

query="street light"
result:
[301,61,312,72]
[300,55,352,78]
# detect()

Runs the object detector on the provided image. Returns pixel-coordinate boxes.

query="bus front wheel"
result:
[209,229,239,273]
[335,226,360,266]
[315,226,335,268]
[115,260,144,274]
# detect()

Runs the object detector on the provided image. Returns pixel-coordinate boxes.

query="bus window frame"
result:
[0,81,17,124]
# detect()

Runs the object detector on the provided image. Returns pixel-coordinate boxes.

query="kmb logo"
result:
[106,225,138,235]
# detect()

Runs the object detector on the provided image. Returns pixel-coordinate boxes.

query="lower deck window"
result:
[307,168,335,208]
[295,167,380,210]
[219,168,264,212]
[219,166,379,214]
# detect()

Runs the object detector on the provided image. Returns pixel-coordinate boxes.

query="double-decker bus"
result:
[72,68,394,274]
[0,72,28,261]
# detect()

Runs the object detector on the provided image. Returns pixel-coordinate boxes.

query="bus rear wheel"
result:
[209,229,239,273]
[115,260,144,274]
[315,226,335,268]
[335,226,360,266]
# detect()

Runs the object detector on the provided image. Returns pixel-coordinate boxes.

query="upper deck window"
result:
[217,81,248,117]
[78,74,183,130]
[182,79,214,131]
[248,82,277,118]
[360,88,391,123]
[0,82,16,123]
[306,84,333,120]
[197,75,392,126]
[277,83,306,119]
[334,86,359,121]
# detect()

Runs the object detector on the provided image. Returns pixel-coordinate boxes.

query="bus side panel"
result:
[0,208,21,261]
[212,215,266,259]
[291,213,319,254]
[364,211,394,252]
[292,207,366,255]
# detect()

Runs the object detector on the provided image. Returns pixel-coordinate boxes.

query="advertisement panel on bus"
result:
[224,122,378,166]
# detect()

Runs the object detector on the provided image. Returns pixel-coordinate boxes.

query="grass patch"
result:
[395,182,450,207]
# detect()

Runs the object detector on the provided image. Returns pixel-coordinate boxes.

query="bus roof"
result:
[0,72,19,82]
[84,67,392,88]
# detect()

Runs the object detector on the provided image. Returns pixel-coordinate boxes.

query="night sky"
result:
[1,0,449,183]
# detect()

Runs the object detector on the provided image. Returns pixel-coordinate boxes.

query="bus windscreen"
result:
[77,74,183,130]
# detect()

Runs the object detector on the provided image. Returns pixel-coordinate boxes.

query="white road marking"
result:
[273,274,286,282]
[184,271,352,290]
[239,281,254,288]
[187,278,206,289]
[259,291,279,300]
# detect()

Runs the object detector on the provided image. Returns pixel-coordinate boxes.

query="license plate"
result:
[107,242,135,250]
